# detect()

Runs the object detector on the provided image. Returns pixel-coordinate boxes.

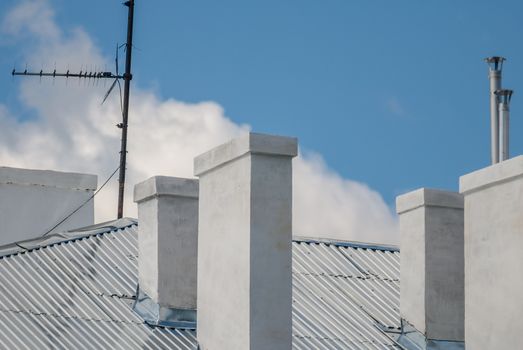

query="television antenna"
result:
[12,0,135,219]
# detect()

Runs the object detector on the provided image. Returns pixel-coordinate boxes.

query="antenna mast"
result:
[118,0,135,219]
[12,1,136,219]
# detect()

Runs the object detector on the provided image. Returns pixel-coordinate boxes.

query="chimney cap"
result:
[460,155,523,194]
[485,56,506,71]
[194,132,298,176]
[396,188,464,214]
[495,89,514,103]
[134,176,199,203]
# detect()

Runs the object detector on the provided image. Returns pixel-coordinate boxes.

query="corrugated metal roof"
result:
[0,219,400,349]
[292,240,400,349]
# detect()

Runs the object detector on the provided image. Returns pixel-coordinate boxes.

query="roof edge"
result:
[0,166,97,190]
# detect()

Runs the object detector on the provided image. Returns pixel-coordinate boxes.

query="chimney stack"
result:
[0,166,97,245]
[460,156,523,349]
[485,56,505,165]
[133,176,198,328]
[396,188,464,346]
[194,132,297,350]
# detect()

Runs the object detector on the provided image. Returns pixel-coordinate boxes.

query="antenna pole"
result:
[11,2,135,220]
[117,0,135,219]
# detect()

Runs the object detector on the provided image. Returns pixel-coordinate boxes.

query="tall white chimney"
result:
[460,155,523,349]
[133,176,198,327]
[0,166,97,245]
[194,132,297,350]
[396,188,464,346]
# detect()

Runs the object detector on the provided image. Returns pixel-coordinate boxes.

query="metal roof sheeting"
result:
[0,220,400,349]
[292,240,400,349]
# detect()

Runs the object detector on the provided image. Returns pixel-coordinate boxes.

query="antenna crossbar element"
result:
[12,69,124,80]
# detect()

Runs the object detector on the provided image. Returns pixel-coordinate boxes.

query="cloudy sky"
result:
[0,0,522,245]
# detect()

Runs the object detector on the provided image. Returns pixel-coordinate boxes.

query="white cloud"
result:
[294,153,398,244]
[2,0,60,41]
[0,0,399,245]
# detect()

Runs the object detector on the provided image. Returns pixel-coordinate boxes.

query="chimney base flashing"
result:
[379,320,465,350]
[132,288,196,330]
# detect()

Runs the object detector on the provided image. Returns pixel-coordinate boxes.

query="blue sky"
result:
[0,0,522,220]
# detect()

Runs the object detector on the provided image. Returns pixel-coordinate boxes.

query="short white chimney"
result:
[133,176,198,327]
[194,132,297,350]
[0,166,97,245]
[396,188,464,345]
[460,155,523,349]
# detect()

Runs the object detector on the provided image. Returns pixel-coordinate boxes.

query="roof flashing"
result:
[379,320,465,350]
[132,287,196,330]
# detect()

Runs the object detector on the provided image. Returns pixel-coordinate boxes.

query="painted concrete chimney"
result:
[460,155,523,349]
[0,166,97,246]
[396,188,464,346]
[194,132,297,350]
[133,176,198,327]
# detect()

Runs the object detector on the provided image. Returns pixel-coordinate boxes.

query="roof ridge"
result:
[292,236,399,252]
[0,218,137,258]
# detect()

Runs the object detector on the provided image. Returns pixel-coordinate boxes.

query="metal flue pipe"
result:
[485,56,505,164]
[496,89,513,162]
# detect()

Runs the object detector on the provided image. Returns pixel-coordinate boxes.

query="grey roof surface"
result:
[0,219,401,349]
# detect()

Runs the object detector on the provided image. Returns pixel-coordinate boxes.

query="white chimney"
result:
[194,132,297,350]
[460,155,523,349]
[396,188,464,345]
[133,176,198,327]
[0,166,97,245]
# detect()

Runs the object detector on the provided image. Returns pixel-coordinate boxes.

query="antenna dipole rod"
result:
[12,70,123,79]
[117,0,135,219]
